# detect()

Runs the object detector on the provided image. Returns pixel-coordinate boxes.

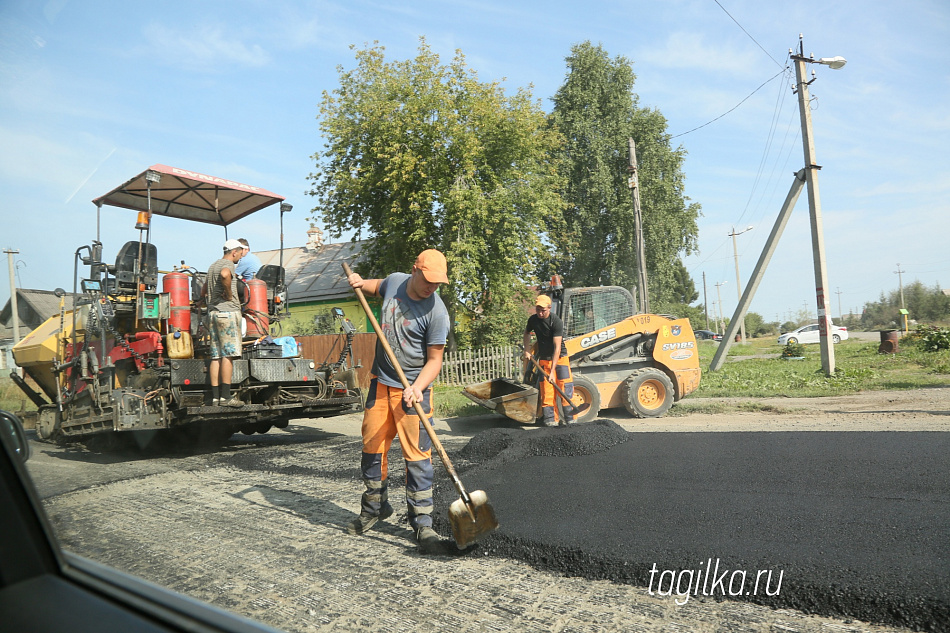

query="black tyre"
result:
[568,374,601,423]
[35,406,61,442]
[621,368,675,418]
[832,334,841,344]
[787,337,798,345]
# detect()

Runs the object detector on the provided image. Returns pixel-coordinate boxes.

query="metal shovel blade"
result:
[448,490,499,549]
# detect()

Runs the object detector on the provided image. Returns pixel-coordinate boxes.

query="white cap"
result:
[223,238,243,252]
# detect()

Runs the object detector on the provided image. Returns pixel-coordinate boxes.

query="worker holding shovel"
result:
[344,250,451,553]
[523,294,576,426]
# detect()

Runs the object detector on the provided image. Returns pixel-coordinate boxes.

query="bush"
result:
[914,325,950,351]
[781,340,806,358]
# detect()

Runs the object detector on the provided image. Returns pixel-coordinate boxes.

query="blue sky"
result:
[1,0,948,328]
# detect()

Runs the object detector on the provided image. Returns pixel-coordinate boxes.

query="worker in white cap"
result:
[201,239,245,406]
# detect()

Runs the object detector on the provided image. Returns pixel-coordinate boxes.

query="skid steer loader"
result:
[463,277,701,422]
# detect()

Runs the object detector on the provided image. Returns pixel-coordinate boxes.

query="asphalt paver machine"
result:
[12,165,363,444]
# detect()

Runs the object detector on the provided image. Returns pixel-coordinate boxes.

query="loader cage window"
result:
[564,287,635,339]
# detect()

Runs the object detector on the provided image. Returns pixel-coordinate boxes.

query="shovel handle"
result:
[343,263,475,517]
[520,345,577,411]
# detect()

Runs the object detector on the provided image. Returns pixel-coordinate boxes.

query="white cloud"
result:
[140,23,270,72]
[639,31,761,75]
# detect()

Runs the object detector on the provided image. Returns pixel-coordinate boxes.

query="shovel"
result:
[520,345,590,419]
[343,263,499,549]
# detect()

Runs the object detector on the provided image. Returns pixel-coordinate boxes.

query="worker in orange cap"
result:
[523,294,575,426]
[344,249,451,553]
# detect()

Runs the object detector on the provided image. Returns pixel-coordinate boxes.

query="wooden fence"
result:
[297,333,378,389]
[436,345,521,386]
[295,333,518,389]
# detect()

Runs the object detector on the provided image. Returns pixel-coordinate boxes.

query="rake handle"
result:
[343,263,475,517]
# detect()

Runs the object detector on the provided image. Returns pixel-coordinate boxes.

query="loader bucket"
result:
[462,378,538,424]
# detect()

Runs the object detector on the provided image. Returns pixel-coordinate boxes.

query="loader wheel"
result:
[36,406,62,442]
[621,368,674,418]
[569,375,600,424]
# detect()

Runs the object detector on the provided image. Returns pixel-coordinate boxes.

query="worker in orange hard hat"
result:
[344,249,451,553]
[523,293,575,426]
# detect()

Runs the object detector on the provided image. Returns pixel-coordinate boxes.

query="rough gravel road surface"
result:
[23,386,950,633]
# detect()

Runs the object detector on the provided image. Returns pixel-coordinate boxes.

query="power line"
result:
[670,69,785,139]
[734,64,795,228]
[712,0,784,68]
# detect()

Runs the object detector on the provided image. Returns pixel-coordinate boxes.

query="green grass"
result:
[722,341,760,356]
[1,376,37,413]
[433,385,486,419]
[694,338,950,398]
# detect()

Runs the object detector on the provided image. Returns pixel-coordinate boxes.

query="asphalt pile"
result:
[433,422,949,632]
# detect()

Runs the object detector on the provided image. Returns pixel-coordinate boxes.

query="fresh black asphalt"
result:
[433,421,950,632]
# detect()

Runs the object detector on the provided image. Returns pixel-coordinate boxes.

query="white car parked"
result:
[778,323,849,345]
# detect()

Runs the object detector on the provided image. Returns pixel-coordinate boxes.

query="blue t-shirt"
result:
[235,252,263,281]
[373,272,450,389]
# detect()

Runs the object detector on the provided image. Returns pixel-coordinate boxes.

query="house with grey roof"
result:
[253,228,374,334]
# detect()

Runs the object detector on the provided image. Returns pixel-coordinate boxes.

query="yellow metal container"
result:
[12,311,76,401]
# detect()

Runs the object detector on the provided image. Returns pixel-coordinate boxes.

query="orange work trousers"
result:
[538,357,574,425]
[358,377,434,529]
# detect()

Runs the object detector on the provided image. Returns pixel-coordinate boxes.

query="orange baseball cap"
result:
[414,249,449,284]
[535,295,552,307]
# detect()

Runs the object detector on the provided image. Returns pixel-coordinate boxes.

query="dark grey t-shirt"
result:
[207,258,241,313]
[373,272,450,388]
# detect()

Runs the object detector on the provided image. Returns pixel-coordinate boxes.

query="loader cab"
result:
[559,286,636,339]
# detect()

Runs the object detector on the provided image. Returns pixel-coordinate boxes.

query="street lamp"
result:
[728,225,753,343]
[817,56,847,70]
[278,202,292,315]
[790,34,846,377]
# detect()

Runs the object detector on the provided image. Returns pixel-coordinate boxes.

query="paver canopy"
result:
[93,164,285,226]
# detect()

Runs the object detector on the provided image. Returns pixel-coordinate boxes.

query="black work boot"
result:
[346,502,394,535]
[415,525,443,554]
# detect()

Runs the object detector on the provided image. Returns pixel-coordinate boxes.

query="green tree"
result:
[743,311,770,337]
[308,40,564,348]
[669,260,699,304]
[548,42,700,303]
[860,281,950,328]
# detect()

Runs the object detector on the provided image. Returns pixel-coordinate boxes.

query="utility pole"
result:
[894,263,906,333]
[708,170,807,371]
[728,226,753,342]
[715,281,727,335]
[792,34,845,377]
[4,248,21,376]
[702,272,709,329]
[835,287,843,323]
[894,264,905,309]
[628,138,649,314]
